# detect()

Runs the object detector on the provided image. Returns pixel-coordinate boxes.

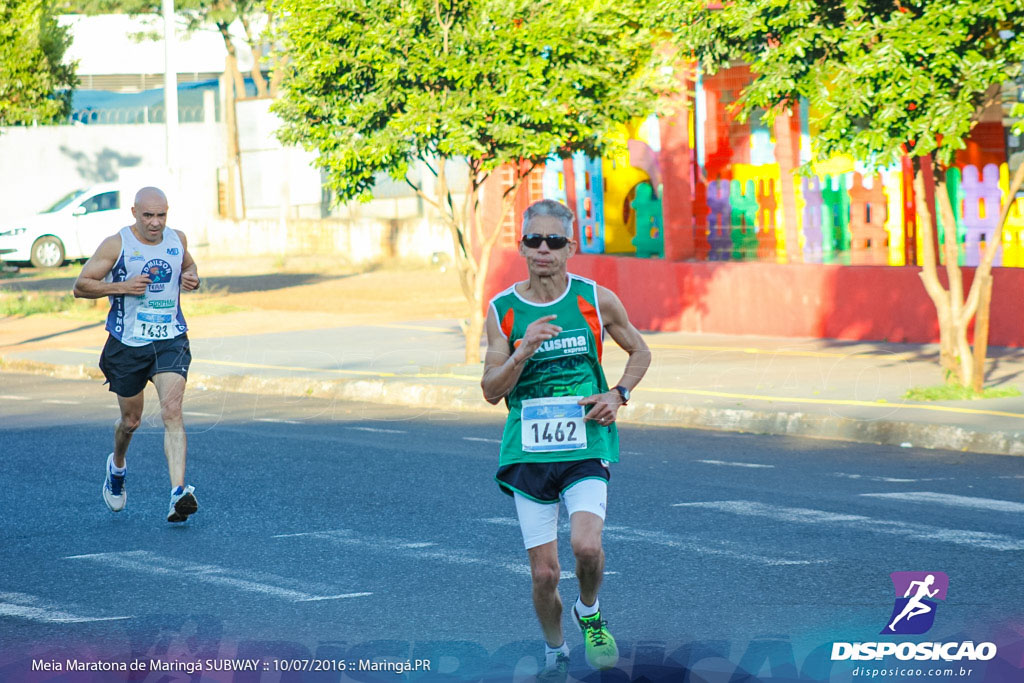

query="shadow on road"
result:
[0,272,362,295]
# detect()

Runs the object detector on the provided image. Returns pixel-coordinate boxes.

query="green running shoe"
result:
[573,606,619,670]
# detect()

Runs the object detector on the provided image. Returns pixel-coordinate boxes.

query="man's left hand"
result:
[181,271,200,291]
[579,390,625,426]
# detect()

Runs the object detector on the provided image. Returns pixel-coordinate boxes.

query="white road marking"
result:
[0,592,131,623]
[0,395,30,400]
[42,399,79,405]
[273,529,603,580]
[672,500,1024,551]
[832,473,922,483]
[345,426,407,434]
[255,418,302,424]
[479,517,822,567]
[184,411,219,417]
[463,437,502,444]
[696,460,775,469]
[861,492,1024,513]
[64,551,370,602]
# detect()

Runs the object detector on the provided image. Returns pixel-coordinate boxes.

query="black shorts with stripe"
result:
[495,459,610,504]
[98,333,191,397]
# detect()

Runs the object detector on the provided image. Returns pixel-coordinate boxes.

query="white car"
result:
[0,183,128,268]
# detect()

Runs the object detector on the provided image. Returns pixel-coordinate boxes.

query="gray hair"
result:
[522,199,575,238]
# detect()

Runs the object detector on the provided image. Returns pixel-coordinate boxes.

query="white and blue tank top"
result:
[104,226,188,347]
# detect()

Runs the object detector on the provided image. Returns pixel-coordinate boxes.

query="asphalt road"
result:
[1,373,1021,682]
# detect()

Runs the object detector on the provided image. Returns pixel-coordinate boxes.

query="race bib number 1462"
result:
[520,396,587,453]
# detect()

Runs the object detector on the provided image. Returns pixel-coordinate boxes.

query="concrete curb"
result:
[4,357,1022,457]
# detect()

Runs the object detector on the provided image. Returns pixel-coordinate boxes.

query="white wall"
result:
[0,121,225,225]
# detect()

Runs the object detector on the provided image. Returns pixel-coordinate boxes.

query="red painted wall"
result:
[485,250,1024,347]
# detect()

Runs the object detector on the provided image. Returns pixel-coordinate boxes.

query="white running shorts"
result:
[513,478,607,549]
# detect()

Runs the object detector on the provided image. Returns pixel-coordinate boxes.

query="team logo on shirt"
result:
[142,259,173,293]
[531,328,590,361]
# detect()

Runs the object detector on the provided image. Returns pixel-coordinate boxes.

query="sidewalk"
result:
[2,308,1023,456]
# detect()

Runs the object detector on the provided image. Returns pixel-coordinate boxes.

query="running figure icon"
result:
[888,574,939,631]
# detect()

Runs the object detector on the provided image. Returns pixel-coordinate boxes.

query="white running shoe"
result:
[167,485,198,523]
[102,453,126,512]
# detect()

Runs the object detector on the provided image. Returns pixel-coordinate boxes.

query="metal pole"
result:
[163,0,178,172]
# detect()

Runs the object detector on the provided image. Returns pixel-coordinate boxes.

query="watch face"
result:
[617,386,630,401]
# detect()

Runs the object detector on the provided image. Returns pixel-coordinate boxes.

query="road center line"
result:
[345,426,407,434]
[696,460,775,469]
[0,591,131,624]
[0,395,30,400]
[65,551,369,602]
[860,492,1024,513]
[672,500,1024,551]
[478,517,822,567]
[463,437,501,444]
[272,528,590,579]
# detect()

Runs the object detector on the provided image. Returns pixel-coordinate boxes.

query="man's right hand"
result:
[513,314,561,362]
[122,275,152,296]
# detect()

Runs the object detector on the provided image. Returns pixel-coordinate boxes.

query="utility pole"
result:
[163,0,178,172]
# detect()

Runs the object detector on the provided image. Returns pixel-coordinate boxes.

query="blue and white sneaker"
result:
[102,452,126,512]
[167,485,198,523]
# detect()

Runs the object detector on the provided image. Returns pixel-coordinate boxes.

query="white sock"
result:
[545,641,569,667]
[575,596,599,618]
[109,462,126,476]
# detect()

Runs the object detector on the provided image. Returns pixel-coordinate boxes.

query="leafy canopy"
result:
[0,0,77,125]
[271,0,670,201]
[679,0,1024,167]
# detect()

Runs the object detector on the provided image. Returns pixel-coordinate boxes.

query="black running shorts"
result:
[98,333,192,397]
[495,458,610,503]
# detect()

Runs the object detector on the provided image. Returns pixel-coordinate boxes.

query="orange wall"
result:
[485,250,1024,347]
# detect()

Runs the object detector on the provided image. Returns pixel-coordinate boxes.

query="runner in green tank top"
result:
[482,199,651,677]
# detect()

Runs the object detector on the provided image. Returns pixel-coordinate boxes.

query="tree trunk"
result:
[965,155,1024,394]
[912,156,958,383]
[238,13,268,97]
[971,274,993,394]
[932,167,972,385]
[464,304,485,364]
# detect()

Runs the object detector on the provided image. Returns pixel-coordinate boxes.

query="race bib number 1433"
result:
[520,396,587,453]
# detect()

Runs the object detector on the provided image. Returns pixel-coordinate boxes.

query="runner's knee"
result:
[571,536,603,564]
[531,560,561,591]
[118,414,141,432]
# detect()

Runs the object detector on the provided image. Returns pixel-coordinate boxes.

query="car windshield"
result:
[43,189,87,213]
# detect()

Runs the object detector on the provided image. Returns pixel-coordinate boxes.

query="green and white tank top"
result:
[489,274,619,465]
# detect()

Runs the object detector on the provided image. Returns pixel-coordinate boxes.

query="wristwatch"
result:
[614,385,630,405]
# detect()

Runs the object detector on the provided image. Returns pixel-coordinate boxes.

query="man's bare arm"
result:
[599,286,651,392]
[73,235,150,299]
[481,308,562,405]
[176,230,200,291]
[578,287,651,423]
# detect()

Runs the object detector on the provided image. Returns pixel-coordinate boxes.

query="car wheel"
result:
[30,236,65,268]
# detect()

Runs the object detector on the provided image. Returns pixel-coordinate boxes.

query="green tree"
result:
[0,0,77,125]
[679,0,1024,391]
[271,0,669,362]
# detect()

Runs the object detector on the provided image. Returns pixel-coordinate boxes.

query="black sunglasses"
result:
[521,233,570,249]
